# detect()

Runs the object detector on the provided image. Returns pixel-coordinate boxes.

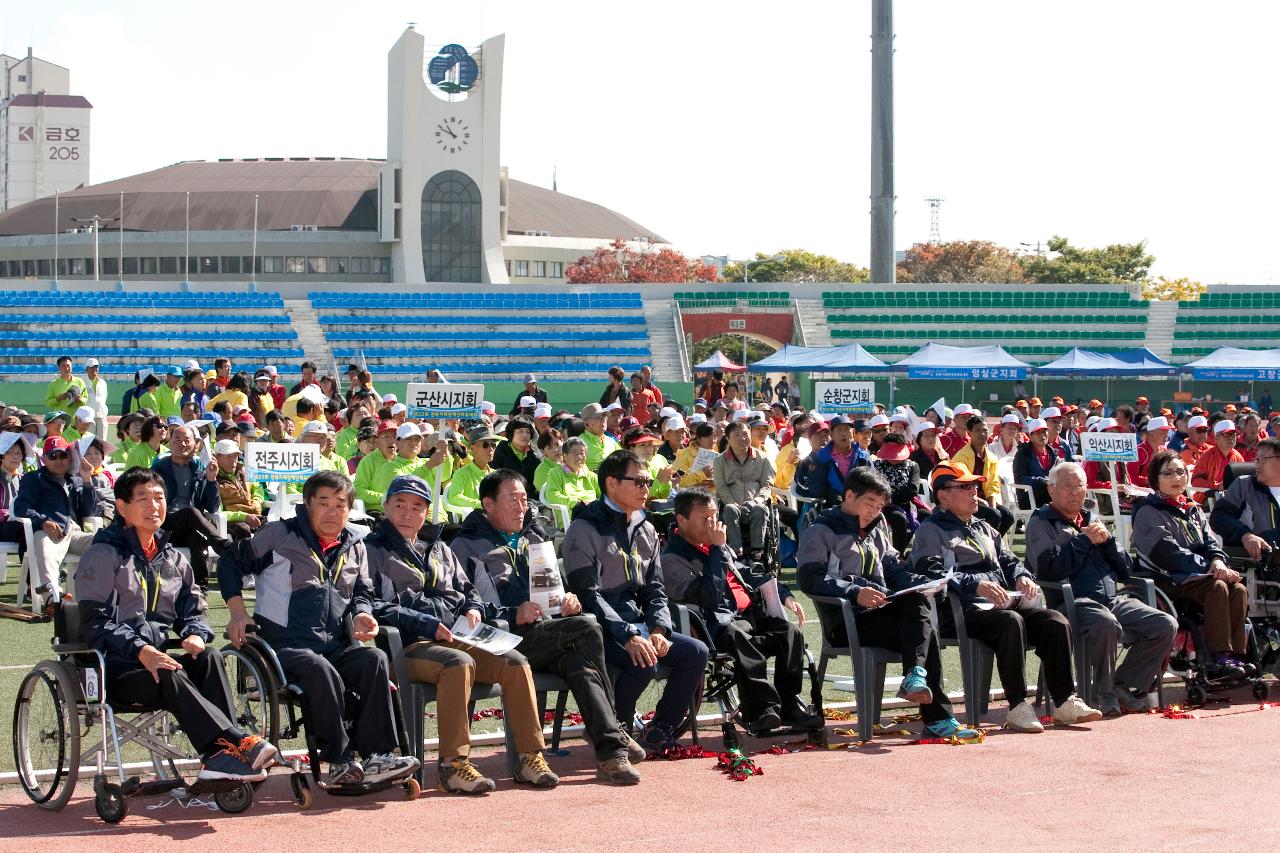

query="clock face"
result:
[435,116,471,153]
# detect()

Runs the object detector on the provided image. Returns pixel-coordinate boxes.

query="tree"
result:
[720,249,869,284]
[691,334,776,366]
[565,239,719,283]
[1142,275,1205,302]
[896,240,1027,283]
[1021,236,1154,284]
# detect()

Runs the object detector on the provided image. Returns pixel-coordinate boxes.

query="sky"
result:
[6,0,1279,283]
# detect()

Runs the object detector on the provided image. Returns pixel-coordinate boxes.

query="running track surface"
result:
[2,688,1278,852]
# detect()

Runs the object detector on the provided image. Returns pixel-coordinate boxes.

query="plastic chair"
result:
[935,594,997,727]
[537,485,572,531]
[808,594,900,741]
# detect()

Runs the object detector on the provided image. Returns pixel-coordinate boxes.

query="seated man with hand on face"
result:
[76,468,278,784]
[796,467,977,741]
[151,423,231,587]
[662,489,820,734]
[367,476,556,793]
[219,470,418,787]
[1210,436,1280,563]
[451,469,647,785]
[1026,462,1177,716]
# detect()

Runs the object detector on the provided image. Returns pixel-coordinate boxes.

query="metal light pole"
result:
[870,0,896,285]
[70,214,120,282]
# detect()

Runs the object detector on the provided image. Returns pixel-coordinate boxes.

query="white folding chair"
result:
[538,484,571,531]
[1011,484,1036,530]
[14,518,39,613]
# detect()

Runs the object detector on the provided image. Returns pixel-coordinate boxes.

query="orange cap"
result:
[1029,397,1042,406]
[929,460,986,490]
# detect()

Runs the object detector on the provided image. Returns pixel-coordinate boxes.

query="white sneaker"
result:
[1005,701,1045,733]
[1052,694,1103,726]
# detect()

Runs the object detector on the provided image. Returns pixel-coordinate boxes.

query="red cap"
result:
[43,436,71,455]
[377,420,398,434]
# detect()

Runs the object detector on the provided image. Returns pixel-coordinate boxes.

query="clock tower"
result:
[382,28,508,284]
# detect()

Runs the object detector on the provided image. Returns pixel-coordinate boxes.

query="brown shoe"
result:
[596,756,641,785]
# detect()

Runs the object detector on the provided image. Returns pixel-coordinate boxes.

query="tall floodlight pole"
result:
[870,0,896,285]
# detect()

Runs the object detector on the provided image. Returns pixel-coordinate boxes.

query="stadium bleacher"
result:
[312,290,652,380]
[0,289,303,377]
[1169,289,1280,361]
[675,290,792,309]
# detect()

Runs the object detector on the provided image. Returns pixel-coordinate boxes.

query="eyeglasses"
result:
[619,476,653,488]
[1159,468,1188,478]
[1256,455,1279,465]
[942,482,980,492]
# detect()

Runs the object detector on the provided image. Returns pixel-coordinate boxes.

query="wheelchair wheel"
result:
[291,772,313,809]
[1186,683,1206,707]
[12,660,81,811]
[1252,681,1269,701]
[95,781,128,824]
[221,646,280,745]
[214,783,254,814]
[671,669,707,740]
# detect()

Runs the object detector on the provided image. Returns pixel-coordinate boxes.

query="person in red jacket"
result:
[1191,420,1244,498]
[1083,419,1132,489]
[1132,416,1171,488]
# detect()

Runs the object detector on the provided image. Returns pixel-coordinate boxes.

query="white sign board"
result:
[245,442,321,483]
[814,381,876,415]
[406,382,485,420]
[1081,431,1139,463]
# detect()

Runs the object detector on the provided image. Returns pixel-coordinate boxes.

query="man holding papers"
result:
[912,461,1102,732]
[366,476,557,793]
[451,469,646,786]
[662,489,820,734]
[796,468,976,741]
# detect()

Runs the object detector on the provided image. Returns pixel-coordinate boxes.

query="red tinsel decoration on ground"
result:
[716,749,763,781]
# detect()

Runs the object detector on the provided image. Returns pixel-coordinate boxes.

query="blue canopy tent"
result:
[1183,347,1280,381]
[747,344,894,373]
[891,343,1031,404]
[1035,347,1178,377]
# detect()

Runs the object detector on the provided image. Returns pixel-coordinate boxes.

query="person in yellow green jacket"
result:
[138,366,183,419]
[578,403,618,472]
[532,431,563,493]
[334,402,375,461]
[621,428,675,500]
[353,421,399,510]
[125,416,169,470]
[44,356,88,413]
[447,424,502,511]
[62,406,96,445]
[110,413,145,466]
[542,437,599,513]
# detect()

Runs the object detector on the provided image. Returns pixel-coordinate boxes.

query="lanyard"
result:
[135,563,160,614]
[311,548,347,587]
[964,531,996,567]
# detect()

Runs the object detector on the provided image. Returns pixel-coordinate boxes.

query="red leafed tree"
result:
[566,239,719,283]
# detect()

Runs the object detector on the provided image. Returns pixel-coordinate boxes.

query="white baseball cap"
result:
[183,359,201,371]
[1144,416,1171,432]
[688,413,707,425]
[664,415,686,432]
[912,420,937,437]
[658,407,677,420]
[74,406,95,423]
[1024,418,1049,434]
[1094,417,1120,432]
[390,403,407,416]
[519,395,536,409]
[1187,415,1209,430]
[1040,406,1062,420]
[302,420,331,435]
[523,373,537,384]
[732,408,752,421]
[1000,413,1022,425]
[383,394,399,404]
[85,358,100,368]
[396,423,421,440]
[419,421,435,435]
[213,439,242,455]
[534,403,553,419]
[603,401,623,413]
[952,404,974,417]
[1214,420,1239,435]
[889,411,911,424]
[867,414,891,428]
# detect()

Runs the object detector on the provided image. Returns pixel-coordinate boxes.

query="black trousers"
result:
[515,615,630,761]
[162,507,225,583]
[277,645,398,763]
[0,518,26,555]
[975,502,1015,536]
[715,614,805,720]
[107,650,240,756]
[964,604,1075,705]
[839,593,953,724]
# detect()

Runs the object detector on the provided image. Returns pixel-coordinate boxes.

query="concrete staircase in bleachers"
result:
[285,298,336,373]
[1144,300,1177,362]
[794,298,832,346]
[644,299,689,383]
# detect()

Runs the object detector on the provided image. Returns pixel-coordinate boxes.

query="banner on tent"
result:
[1081,431,1139,463]
[1193,368,1280,382]
[245,442,320,483]
[406,383,485,420]
[907,366,1026,380]
[814,382,875,414]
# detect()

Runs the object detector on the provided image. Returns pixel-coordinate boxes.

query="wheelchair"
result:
[1133,558,1270,707]
[665,603,825,751]
[11,602,255,824]
[719,497,782,576]
[218,624,421,807]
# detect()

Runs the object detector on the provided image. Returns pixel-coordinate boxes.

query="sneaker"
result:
[1098,695,1123,718]
[780,698,824,730]
[621,731,647,764]
[896,666,933,705]
[747,707,782,735]
[1051,694,1103,726]
[235,734,279,770]
[363,752,419,785]
[638,722,678,756]
[1115,687,1152,714]
[198,739,269,783]
[1206,655,1245,681]
[922,717,980,740]
[596,755,641,785]
[1005,700,1045,733]
[513,751,559,788]
[328,755,364,786]
[437,757,495,794]
[1221,654,1257,678]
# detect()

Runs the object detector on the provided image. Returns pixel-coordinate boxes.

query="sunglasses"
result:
[44,450,69,460]
[619,476,654,488]
[477,441,498,450]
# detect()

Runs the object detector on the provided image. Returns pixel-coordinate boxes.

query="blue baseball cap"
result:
[165,365,183,377]
[385,475,432,504]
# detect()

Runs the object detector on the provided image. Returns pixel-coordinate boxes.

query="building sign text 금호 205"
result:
[814,382,875,415]
[244,442,321,483]
[1081,430,1139,463]
[406,383,485,420]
